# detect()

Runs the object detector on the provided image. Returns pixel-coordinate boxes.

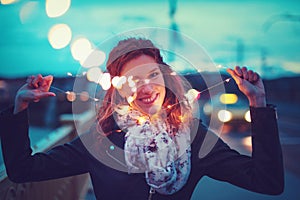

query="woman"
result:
[0,38,284,200]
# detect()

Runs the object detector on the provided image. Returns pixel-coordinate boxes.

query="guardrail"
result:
[0,111,94,200]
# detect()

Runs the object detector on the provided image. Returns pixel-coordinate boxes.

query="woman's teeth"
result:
[141,94,157,103]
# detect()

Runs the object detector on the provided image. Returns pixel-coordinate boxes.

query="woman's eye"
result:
[149,72,159,79]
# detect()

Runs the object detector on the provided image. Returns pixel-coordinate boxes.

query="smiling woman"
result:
[0,36,284,200]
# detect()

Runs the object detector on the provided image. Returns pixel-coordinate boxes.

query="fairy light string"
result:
[47,71,232,135]
[49,72,231,107]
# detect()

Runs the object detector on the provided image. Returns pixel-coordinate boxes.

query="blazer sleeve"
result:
[198,105,284,195]
[0,106,90,183]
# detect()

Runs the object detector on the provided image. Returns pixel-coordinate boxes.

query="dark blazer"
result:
[0,106,284,200]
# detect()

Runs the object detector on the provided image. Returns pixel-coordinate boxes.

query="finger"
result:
[253,72,259,82]
[35,92,56,100]
[32,74,43,88]
[226,68,242,85]
[241,66,249,80]
[41,75,54,91]
[247,70,254,82]
[26,76,34,88]
[234,66,243,77]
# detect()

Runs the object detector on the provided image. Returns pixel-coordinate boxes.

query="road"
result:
[190,102,300,200]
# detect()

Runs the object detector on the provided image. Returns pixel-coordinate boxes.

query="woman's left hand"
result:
[227,66,266,107]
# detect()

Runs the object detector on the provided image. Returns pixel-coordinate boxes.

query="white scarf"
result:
[115,105,191,195]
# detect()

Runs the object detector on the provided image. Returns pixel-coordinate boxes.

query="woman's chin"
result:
[140,105,161,116]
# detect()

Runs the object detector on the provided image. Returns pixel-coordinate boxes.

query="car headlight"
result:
[217,110,232,122]
[244,110,251,122]
[219,93,238,104]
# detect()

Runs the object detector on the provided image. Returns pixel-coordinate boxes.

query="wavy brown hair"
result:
[97,38,191,135]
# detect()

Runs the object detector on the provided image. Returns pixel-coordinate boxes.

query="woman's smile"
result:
[138,93,159,105]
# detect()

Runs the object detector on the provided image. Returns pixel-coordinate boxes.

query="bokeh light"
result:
[80,49,106,68]
[112,76,126,90]
[80,91,90,102]
[71,37,92,62]
[66,91,76,102]
[185,89,200,103]
[1,0,18,5]
[48,24,72,49]
[242,136,252,151]
[244,110,251,122]
[46,0,71,18]
[99,72,111,90]
[19,1,38,24]
[219,93,238,104]
[217,110,232,123]
[86,67,102,83]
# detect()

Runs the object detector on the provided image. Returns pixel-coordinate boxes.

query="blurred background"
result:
[0,0,299,200]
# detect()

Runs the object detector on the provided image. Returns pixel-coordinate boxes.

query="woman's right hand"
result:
[14,74,56,114]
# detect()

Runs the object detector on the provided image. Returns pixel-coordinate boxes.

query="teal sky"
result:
[0,0,299,79]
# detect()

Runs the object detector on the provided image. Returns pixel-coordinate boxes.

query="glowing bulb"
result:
[48,24,72,49]
[127,96,134,104]
[112,76,124,89]
[127,76,136,88]
[131,87,137,93]
[46,0,71,18]
[137,116,147,125]
[119,76,126,83]
[178,115,184,122]
[66,91,76,102]
[167,105,172,109]
[185,89,200,102]
[99,73,111,90]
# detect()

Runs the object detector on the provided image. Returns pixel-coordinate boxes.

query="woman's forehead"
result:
[120,55,160,76]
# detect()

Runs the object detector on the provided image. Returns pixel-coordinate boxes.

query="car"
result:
[202,93,251,133]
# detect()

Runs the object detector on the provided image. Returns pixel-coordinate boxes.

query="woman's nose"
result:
[140,83,153,94]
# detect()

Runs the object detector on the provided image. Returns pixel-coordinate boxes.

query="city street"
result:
[191,101,300,200]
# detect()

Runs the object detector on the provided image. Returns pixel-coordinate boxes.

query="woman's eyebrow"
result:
[131,67,160,80]
[147,67,160,74]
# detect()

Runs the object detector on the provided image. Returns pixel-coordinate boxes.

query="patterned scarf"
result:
[115,105,191,195]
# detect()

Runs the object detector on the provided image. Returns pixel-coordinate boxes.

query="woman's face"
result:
[120,55,166,115]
